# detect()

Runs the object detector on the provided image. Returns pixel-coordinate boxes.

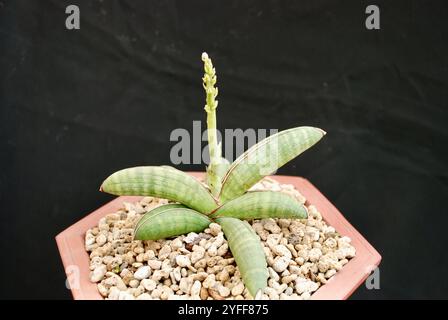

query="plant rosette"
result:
[56,53,381,300]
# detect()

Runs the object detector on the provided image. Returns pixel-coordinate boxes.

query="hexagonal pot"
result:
[56,172,381,300]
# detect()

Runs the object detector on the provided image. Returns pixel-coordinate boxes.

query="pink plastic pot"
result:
[56,173,381,300]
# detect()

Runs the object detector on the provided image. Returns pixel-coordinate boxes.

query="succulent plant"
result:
[100,53,325,297]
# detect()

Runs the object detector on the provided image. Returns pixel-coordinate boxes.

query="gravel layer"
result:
[85,177,356,300]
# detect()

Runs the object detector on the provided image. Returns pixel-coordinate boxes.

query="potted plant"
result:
[56,53,381,300]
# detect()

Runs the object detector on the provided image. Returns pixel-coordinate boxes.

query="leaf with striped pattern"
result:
[134,203,186,232]
[219,126,325,202]
[100,166,218,213]
[134,205,211,240]
[210,191,307,220]
[216,217,268,297]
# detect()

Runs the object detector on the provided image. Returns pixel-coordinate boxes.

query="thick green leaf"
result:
[216,217,268,297]
[100,166,218,213]
[209,191,307,220]
[219,126,325,202]
[135,203,186,231]
[134,205,211,240]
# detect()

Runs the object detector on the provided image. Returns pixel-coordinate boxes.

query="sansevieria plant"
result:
[100,53,326,297]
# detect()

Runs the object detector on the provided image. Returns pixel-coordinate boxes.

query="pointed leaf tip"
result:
[219,126,325,202]
[210,191,307,220]
[100,166,217,213]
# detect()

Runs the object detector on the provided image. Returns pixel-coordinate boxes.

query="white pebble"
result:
[147,259,162,270]
[202,274,216,289]
[89,265,106,283]
[217,284,230,297]
[190,280,202,299]
[134,266,151,280]
[208,223,222,236]
[136,293,152,300]
[295,277,319,294]
[264,220,281,233]
[141,279,157,291]
[118,291,135,300]
[272,244,292,259]
[176,255,191,267]
[308,248,322,262]
[231,283,244,296]
[191,247,205,264]
[95,234,107,246]
[272,256,290,273]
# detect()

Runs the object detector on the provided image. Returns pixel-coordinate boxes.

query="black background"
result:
[1,0,447,299]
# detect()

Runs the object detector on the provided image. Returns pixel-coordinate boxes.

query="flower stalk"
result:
[202,52,227,196]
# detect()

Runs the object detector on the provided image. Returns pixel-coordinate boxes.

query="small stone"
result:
[192,272,208,282]
[96,234,107,246]
[158,245,171,260]
[216,269,230,282]
[104,274,127,291]
[268,267,280,282]
[108,287,120,300]
[172,267,182,282]
[217,244,229,256]
[170,238,183,251]
[200,287,209,300]
[134,266,151,280]
[213,234,225,248]
[97,283,108,297]
[272,256,290,273]
[281,274,297,284]
[208,223,222,236]
[272,244,292,259]
[160,286,174,300]
[179,277,193,294]
[308,248,322,262]
[264,287,279,300]
[324,238,337,249]
[129,279,139,288]
[118,291,135,300]
[295,277,319,294]
[147,259,162,270]
[217,284,230,297]
[176,255,191,268]
[264,219,281,233]
[190,280,202,298]
[285,286,293,295]
[191,247,205,264]
[141,279,157,292]
[207,244,218,257]
[266,233,282,247]
[151,287,163,298]
[202,274,216,289]
[184,232,199,244]
[151,270,169,281]
[301,292,311,300]
[85,233,95,246]
[231,282,244,296]
[144,250,156,260]
[136,293,152,300]
[133,286,145,297]
[89,265,106,283]
[325,269,337,278]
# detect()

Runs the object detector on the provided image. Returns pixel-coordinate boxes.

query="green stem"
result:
[202,52,225,196]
